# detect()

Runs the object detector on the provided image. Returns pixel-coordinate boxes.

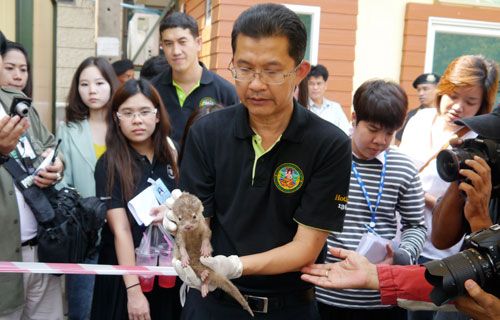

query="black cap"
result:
[0,31,7,55]
[455,105,500,140]
[112,59,134,76]
[412,73,440,89]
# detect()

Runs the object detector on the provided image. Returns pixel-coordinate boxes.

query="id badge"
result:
[16,135,37,160]
[152,178,170,204]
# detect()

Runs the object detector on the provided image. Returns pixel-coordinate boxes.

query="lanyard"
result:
[351,152,387,229]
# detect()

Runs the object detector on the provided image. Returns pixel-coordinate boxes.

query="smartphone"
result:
[33,139,62,175]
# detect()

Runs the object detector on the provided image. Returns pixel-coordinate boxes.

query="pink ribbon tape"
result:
[0,261,176,276]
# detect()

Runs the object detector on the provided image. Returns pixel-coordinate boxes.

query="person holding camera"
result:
[432,105,500,246]
[0,31,65,319]
[399,55,499,320]
[301,245,500,320]
[0,41,32,98]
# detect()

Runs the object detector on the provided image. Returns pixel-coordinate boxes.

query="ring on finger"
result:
[325,270,329,278]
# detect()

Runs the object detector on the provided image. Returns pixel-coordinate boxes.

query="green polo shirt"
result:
[172,80,200,107]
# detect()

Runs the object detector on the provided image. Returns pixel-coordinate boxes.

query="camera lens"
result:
[424,248,493,305]
[436,149,461,182]
[15,101,30,117]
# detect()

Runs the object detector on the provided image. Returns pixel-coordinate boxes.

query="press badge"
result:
[151,178,170,204]
[16,135,37,160]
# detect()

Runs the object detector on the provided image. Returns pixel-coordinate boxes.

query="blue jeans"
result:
[66,254,98,320]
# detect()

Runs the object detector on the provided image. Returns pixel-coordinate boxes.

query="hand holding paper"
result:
[355,232,393,264]
[127,178,171,226]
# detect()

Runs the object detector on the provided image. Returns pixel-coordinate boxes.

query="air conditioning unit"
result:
[127,12,160,65]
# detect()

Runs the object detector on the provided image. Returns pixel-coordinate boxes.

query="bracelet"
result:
[126,282,140,290]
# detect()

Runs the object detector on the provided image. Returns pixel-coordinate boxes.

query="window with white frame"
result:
[425,17,500,103]
[438,0,500,8]
[205,0,212,27]
[284,4,320,65]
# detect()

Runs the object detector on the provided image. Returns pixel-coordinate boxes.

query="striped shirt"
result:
[316,148,426,309]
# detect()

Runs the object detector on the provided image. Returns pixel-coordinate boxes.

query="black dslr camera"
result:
[436,138,500,185]
[424,224,500,305]
[10,96,32,117]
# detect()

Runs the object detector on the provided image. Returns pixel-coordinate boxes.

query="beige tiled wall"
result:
[0,0,16,40]
[55,0,96,125]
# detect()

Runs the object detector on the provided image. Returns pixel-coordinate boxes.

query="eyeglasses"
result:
[116,109,158,121]
[228,62,302,85]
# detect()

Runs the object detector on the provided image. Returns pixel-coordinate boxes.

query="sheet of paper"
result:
[128,185,157,226]
[356,232,392,264]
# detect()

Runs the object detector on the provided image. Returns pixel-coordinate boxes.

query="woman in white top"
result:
[400,55,498,320]
[400,55,499,262]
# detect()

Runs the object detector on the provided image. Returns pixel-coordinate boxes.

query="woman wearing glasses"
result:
[91,78,181,320]
[57,56,119,320]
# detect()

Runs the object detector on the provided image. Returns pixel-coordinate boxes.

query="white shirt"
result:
[399,108,476,260]
[308,98,351,135]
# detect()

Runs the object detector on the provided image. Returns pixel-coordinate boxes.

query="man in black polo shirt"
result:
[169,4,351,319]
[151,12,238,143]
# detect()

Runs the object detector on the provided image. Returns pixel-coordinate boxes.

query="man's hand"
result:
[33,149,64,188]
[300,247,379,290]
[0,115,29,156]
[459,156,493,232]
[161,189,182,233]
[173,258,218,292]
[200,255,243,279]
[455,279,500,320]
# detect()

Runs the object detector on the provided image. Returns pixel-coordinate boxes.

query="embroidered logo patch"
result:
[199,97,218,108]
[273,163,304,193]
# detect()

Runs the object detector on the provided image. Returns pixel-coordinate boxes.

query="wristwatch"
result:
[0,153,9,165]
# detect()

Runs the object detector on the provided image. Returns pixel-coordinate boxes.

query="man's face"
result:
[416,83,437,107]
[117,69,135,84]
[232,34,309,120]
[307,76,327,103]
[161,27,201,75]
[351,117,394,160]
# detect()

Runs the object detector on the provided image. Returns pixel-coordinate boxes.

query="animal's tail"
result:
[210,272,254,317]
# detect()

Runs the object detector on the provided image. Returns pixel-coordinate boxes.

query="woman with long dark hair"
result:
[57,56,119,320]
[91,78,180,320]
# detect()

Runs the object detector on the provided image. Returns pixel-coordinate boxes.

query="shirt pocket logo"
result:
[273,163,304,193]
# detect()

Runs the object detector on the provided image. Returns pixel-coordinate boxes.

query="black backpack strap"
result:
[3,157,55,225]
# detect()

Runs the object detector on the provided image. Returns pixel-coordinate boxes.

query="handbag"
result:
[3,157,106,263]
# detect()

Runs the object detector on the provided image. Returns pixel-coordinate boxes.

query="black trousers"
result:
[181,289,321,320]
[317,301,407,320]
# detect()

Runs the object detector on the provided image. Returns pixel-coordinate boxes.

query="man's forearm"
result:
[431,183,466,249]
[241,226,328,276]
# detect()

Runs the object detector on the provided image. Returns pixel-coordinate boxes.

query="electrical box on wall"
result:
[127,12,160,65]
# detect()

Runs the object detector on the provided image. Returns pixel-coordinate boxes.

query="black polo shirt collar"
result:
[233,100,308,143]
[129,145,158,167]
[160,62,214,86]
